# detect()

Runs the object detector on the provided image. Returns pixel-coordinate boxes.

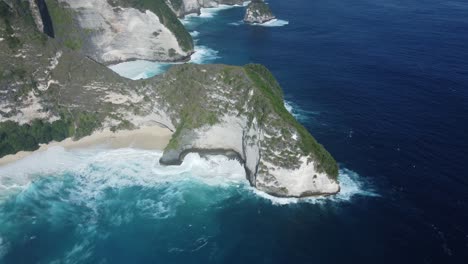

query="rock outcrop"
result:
[158,64,339,197]
[0,0,340,197]
[35,0,194,64]
[165,0,244,18]
[244,0,275,24]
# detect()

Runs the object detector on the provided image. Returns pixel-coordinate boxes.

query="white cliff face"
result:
[192,116,245,155]
[166,114,339,197]
[28,0,44,33]
[189,116,260,184]
[57,0,189,64]
[243,118,261,185]
[258,158,340,196]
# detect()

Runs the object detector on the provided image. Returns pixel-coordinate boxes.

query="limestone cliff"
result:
[158,64,339,197]
[33,0,194,64]
[0,0,340,197]
[244,0,275,24]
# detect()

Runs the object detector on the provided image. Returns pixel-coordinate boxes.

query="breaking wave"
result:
[230,19,289,27]
[251,19,289,27]
[199,5,238,18]
[0,146,376,261]
[0,148,246,201]
[284,100,320,122]
[0,147,375,206]
[190,45,220,64]
[182,2,248,26]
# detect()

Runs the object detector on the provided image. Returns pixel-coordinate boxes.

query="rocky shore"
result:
[0,0,340,197]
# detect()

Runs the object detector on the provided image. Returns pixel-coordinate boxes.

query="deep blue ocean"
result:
[1,0,468,263]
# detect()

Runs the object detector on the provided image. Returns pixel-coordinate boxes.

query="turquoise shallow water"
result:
[0,148,371,263]
[2,0,468,262]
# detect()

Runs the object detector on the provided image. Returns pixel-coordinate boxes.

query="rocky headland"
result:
[0,0,340,197]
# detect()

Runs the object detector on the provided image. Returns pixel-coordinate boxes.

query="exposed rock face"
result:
[157,64,339,197]
[244,0,275,24]
[165,0,244,18]
[42,0,193,64]
[0,0,340,197]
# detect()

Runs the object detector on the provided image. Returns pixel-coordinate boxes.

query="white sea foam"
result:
[136,196,180,219]
[0,237,8,259]
[190,45,220,64]
[228,20,243,26]
[198,4,244,18]
[182,1,248,25]
[251,19,289,27]
[190,30,200,37]
[0,146,85,200]
[284,100,294,113]
[230,19,289,27]
[284,100,319,122]
[0,145,375,209]
[181,4,238,26]
[0,148,246,200]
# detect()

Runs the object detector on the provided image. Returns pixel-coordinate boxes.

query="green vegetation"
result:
[45,0,82,50]
[0,112,102,158]
[73,112,100,139]
[125,0,193,52]
[165,118,185,150]
[63,38,82,50]
[0,1,21,50]
[165,108,219,151]
[244,64,338,179]
[248,0,274,16]
[167,0,183,10]
[0,118,71,157]
[168,48,176,57]
[110,120,135,132]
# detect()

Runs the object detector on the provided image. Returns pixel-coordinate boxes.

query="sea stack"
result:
[244,0,276,24]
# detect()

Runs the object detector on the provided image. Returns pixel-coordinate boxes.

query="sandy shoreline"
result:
[0,126,173,166]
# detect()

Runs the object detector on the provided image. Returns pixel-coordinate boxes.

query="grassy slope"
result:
[45,0,82,50]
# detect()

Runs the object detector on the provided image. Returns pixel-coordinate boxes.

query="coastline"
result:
[0,126,173,166]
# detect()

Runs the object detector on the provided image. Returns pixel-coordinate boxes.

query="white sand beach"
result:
[0,126,173,166]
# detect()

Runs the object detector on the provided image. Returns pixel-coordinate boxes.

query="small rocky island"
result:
[244,0,276,24]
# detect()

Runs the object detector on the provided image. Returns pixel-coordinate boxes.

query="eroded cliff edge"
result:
[0,0,339,197]
[32,0,194,64]
[158,64,339,197]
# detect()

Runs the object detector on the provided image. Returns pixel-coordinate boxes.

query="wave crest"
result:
[1,147,375,207]
[253,19,289,27]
